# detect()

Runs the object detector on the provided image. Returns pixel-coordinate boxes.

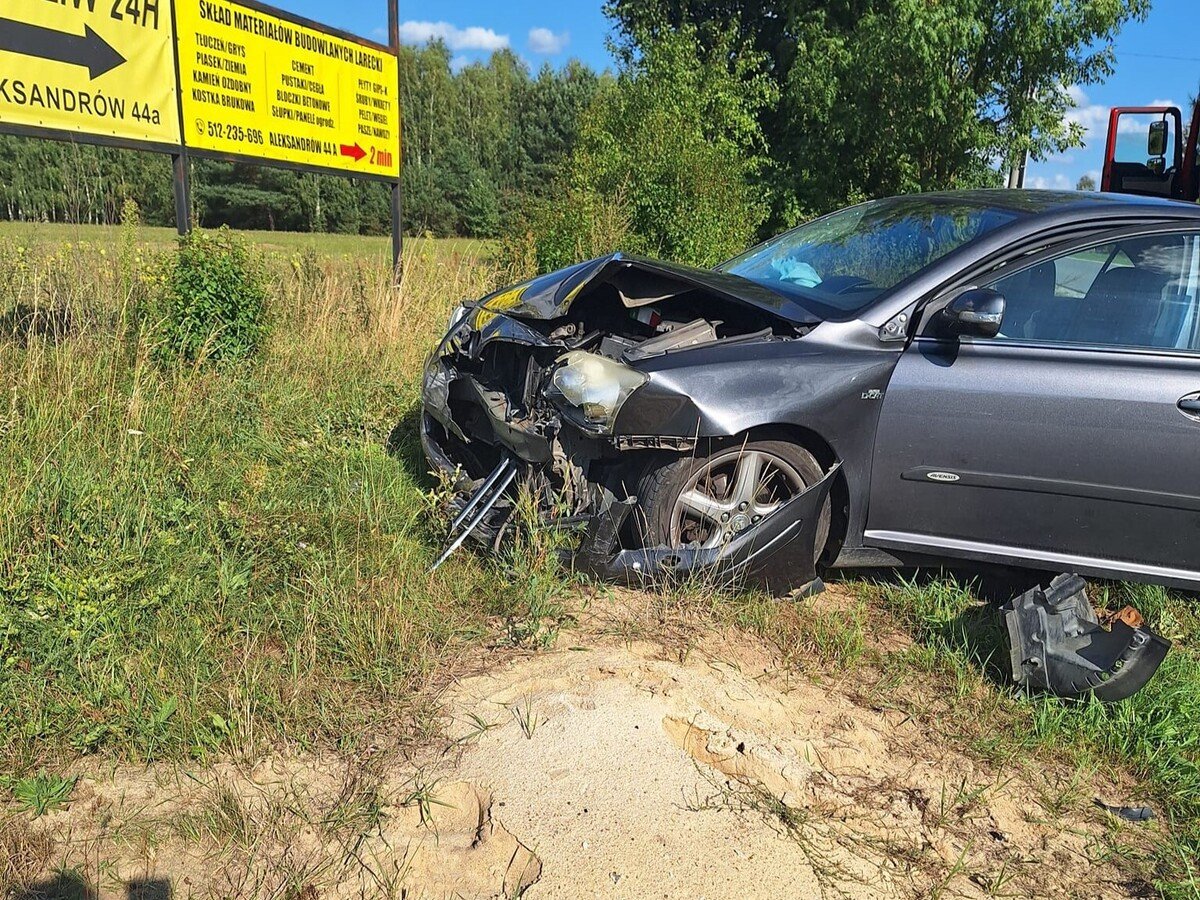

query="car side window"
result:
[985,234,1200,352]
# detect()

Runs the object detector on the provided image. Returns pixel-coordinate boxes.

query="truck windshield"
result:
[719,196,1020,319]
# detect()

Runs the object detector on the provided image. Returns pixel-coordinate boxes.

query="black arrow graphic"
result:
[0,20,126,80]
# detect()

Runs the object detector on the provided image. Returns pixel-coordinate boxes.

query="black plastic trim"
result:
[899,465,1200,512]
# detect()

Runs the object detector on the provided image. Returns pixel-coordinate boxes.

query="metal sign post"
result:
[169,0,192,237]
[389,0,403,280]
[172,153,191,236]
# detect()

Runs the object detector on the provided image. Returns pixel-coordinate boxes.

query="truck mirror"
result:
[1148,120,1169,157]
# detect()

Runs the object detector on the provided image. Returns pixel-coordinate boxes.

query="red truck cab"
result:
[1102,102,1200,201]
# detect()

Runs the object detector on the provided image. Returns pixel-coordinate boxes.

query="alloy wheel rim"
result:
[669,449,806,549]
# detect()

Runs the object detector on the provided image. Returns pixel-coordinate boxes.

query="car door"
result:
[865,228,1200,587]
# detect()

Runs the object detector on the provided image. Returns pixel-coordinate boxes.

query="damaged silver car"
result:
[422,189,1200,698]
[423,189,1200,599]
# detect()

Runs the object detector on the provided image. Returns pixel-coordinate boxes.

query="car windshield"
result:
[719,196,1022,319]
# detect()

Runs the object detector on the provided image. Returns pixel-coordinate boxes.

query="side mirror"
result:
[939,288,1005,339]
[1148,120,1169,157]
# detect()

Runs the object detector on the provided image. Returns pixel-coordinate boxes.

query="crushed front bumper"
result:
[572,464,839,595]
[421,312,838,594]
[423,399,840,595]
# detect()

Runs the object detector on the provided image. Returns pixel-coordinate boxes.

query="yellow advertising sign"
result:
[0,0,181,146]
[175,0,400,178]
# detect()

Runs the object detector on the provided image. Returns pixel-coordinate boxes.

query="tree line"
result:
[604,0,1150,228]
[0,42,601,238]
[0,0,1151,254]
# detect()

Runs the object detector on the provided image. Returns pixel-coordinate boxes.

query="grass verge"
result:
[0,219,494,261]
[865,575,1199,898]
[0,225,564,770]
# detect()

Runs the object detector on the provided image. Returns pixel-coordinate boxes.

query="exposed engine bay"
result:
[421,253,826,594]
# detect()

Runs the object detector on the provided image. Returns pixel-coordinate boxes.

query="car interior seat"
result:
[1069,260,1172,348]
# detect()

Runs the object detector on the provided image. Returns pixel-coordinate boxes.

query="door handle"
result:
[1179,395,1200,413]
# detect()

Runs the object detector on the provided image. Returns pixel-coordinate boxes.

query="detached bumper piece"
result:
[1002,573,1171,702]
[575,464,840,596]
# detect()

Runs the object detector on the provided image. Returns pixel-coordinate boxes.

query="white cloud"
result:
[1063,88,1181,142]
[1028,173,1073,190]
[398,20,509,52]
[528,27,569,54]
[1063,87,1111,144]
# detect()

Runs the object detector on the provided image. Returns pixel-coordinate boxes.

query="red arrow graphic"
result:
[339,143,366,162]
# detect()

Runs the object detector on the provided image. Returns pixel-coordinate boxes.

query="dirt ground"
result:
[3,587,1158,899]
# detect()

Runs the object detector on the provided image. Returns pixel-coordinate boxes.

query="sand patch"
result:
[3,593,1154,899]
[431,627,1145,899]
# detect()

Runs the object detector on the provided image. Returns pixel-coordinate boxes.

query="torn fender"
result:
[1002,573,1171,702]
[574,464,840,596]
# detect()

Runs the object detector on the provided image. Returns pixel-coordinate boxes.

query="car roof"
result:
[912,188,1200,219]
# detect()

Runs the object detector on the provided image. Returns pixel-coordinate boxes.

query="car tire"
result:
[636,439,831,558]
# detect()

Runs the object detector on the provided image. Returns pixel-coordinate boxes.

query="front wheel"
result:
[636,439,831,557]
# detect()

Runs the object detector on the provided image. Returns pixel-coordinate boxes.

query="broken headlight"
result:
[548,351,648,433]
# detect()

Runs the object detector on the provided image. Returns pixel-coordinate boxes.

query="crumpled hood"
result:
[475,253,821,326]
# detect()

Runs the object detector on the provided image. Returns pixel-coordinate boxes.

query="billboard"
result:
[175,0,400,179]
[0,0,400,179]
[0,0,182,148]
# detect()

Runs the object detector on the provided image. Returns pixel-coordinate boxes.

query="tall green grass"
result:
[0,225,562,769]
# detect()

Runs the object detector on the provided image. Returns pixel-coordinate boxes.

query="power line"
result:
[1120,51,1200,63]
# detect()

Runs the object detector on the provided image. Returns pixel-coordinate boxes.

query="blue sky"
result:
[271,0,612,73]
[1025,0,1199,190]
[273,0,1197,190]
